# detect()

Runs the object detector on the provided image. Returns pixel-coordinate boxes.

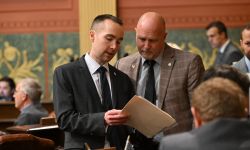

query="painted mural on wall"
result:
[0,29,241,101]
[0,33,79,101]
[0,34,44,84]
[47,33,79,96]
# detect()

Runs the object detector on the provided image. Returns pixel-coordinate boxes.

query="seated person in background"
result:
[14,78,48,125]
[159,78,250,150]
[0,76,15,101]
[202,64,250,97]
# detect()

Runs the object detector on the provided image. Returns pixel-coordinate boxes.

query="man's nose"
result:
[110,41,118,50]
[144,41,150,49]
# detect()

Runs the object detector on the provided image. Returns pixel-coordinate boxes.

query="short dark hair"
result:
[202,65,250,96]
[206,20,228,38]
[241,23,250,40]
[0,76,15,91]
[90,14,123,30]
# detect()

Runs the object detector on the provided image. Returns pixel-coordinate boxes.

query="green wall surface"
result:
[0,28,242,100]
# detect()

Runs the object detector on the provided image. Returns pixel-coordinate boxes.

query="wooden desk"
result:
[0,101,19,119]
[6,124,64,147]
[0,119,15,132]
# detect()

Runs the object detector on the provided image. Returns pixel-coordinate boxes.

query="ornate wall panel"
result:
[0,0,79,101]
[117,0,249,69]
[1,0,249,101]
[118,0,250,30]
[0,0,79,33]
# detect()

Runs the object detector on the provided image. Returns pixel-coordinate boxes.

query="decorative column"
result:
[79,0,117,64]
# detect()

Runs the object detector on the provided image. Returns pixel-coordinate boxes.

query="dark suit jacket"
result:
[214,41,243,65]
[53,55,134,150]
[159,118,250,150]
[15,103,48,125]
[233,57,249,73]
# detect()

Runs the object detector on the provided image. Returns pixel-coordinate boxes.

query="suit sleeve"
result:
[187,55,205,100]
[15,114,28,125]
[53,67,106,136]
[225,51,243,65]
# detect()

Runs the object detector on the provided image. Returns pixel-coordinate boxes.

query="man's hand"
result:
[104,109,129,126]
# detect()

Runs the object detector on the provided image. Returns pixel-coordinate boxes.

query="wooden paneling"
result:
[117,0,250,30]
[0,0,79,33]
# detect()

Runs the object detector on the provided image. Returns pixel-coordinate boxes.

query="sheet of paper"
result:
[28,125,58,131]
[122,95,176,138]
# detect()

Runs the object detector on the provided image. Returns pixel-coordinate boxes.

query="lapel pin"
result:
[168,63,171,66]
[131,64,135,69]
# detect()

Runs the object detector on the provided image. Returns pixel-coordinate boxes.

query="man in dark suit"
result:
[53,14,134,150]
[233,24,250,73]
[206,21,243,65]
[14,78,48,125]
[116,12,204,150]
[159,77,250,150]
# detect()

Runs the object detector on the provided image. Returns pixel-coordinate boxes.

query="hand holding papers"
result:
[122,96,176,138]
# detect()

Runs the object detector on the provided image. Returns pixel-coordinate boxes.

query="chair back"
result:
[0,134,55,150]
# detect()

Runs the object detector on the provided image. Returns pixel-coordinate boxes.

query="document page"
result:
[122,95,176,138]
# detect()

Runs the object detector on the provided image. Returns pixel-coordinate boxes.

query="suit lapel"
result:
[239,58,248,72]
[79,56,103,108]
[159,44,176,109]
[129,55,141,89]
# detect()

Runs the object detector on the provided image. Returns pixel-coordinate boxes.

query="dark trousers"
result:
[130,130,159,150]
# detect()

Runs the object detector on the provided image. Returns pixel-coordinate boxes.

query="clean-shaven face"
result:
[206,27,225,49]
[89,19,124,65]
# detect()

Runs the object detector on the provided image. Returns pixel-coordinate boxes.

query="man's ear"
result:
[240,39,244,49]
[11,89,15,95]
[89,30,95,42]
[191,107,202,128]
[21,92,28,101]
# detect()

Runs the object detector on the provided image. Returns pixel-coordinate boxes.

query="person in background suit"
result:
[233,24,250,73]
[159,77,250,150]
[53,14,134,150]
[206,20,243,65]
[116,12,205,150]
[0,76,15,101]
[14,78,48,125]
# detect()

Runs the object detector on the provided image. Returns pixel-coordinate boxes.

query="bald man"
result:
[116,12,205,149]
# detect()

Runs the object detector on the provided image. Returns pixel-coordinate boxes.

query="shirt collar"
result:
[85,53,109,74]
[141,49,164,66]
[219,39,230,53]
[21,103,32,112]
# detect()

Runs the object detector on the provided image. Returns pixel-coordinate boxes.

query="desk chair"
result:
[0,133,55,150]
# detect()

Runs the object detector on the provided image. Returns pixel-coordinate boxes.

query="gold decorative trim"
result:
[123,15,250,29]
[0,20,78,31]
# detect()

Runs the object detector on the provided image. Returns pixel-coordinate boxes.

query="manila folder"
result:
[122,95,176,138]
